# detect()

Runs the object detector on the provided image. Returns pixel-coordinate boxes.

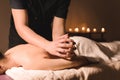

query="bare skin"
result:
[1,44,88,73]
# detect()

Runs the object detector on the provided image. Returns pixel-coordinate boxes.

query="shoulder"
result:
[5,44,28,55]
[10,0,27,9]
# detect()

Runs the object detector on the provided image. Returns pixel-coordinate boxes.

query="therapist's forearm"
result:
[15,25,49,49]
[11,9,49,49]
[52,17,65,40]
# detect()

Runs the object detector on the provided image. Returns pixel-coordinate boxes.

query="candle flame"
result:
[74,27,79,32]
[68,28,73,32]
[93,28,97,32]
[101,28,105,32]
[86,28,90,33]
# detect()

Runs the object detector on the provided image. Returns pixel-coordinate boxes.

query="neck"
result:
[2,55,19,70]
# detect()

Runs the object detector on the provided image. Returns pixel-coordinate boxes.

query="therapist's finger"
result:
[57,34,69,40]
[57,43,73,49]
[55,52,67,58]
[58,38,73,43]
[56,48,70,54]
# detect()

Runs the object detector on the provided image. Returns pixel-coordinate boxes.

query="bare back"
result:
[5,44,87,70]
[5,44,51,69]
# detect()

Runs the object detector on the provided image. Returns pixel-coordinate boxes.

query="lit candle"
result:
[86,28,91,33]
[81,27,85,32]
[101,27,105,32]
[68,28,73,32]
[93,28,97,32]
[74,27,79,32]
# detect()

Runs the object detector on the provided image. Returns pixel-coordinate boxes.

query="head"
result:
[0,51,6,74]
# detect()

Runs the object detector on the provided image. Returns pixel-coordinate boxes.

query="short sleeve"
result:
[9,0,26,9]
[55,0,71,19]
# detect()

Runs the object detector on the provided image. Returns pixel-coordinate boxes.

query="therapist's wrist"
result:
[42,40,52,52]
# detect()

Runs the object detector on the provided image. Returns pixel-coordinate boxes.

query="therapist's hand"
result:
[45,34,75,58]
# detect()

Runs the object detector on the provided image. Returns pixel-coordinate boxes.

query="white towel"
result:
[70,36,120,62]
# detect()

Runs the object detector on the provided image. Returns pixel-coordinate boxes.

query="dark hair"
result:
[0,52,4,60]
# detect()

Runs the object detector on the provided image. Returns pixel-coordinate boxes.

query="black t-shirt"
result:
[9,0,71,48]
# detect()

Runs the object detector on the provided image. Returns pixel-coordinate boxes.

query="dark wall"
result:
[0,0,120,51]
[0,0,10,51]
[66,0,120,41]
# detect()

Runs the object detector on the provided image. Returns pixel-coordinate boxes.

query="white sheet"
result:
[6,36,120,80]
[6,62,120,80]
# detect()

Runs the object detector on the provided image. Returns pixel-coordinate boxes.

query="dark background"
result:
[0,0,120,51]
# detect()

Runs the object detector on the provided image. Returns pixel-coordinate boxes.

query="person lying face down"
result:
[0,42,89,74]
